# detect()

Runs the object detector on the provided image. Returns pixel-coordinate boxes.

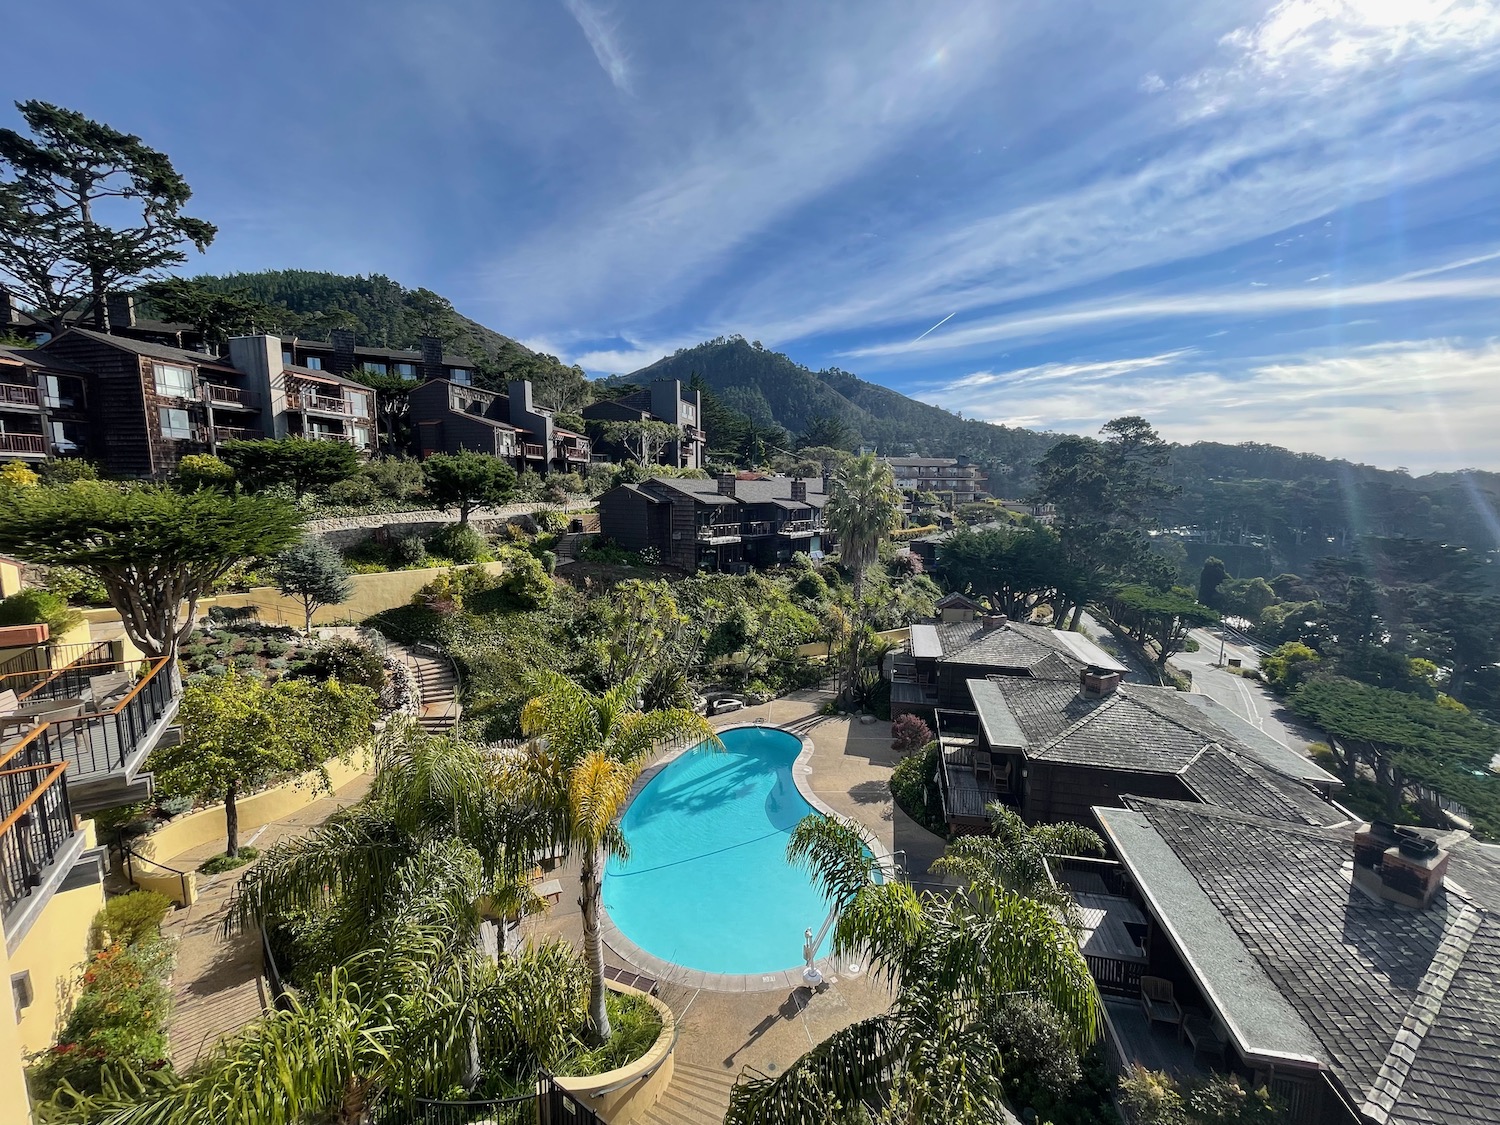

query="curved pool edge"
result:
[600,719,893,994]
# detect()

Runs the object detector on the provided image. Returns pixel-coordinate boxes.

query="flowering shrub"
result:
[890,713,933,755]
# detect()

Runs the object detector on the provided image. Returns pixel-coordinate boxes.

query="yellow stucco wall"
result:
[129,750,371,865]
[0,915,36,1124]
[80,561,508,633]
[0,556,22,599]
[10,877,104,1055]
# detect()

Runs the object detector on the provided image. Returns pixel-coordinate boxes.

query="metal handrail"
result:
[121,842,191,907]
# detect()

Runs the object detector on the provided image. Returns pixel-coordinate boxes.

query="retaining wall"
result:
[553,985,677,1125]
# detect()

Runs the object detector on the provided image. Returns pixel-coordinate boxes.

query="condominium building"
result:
[881,456,985,503]
[582,379,706,469]
[408,378,590,474]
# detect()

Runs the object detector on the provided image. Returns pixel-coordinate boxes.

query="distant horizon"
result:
[10,2,1500,474]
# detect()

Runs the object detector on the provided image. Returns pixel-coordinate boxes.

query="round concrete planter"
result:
[553,985,678,1124]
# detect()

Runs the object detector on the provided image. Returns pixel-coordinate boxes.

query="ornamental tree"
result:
[0,482,300,663]
[599,419,682,465]
[421,450,516,525]
[0,100,216,333]
[151,669,377,857]
[272,537,354,633]
[220,438,361,499]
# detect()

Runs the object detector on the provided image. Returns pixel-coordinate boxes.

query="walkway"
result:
[161,774,372,1070]
[522,685,953,1122]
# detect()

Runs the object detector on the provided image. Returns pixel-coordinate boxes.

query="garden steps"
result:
[639,1061,735,1125]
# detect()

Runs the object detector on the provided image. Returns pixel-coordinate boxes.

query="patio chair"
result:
[1140,975,1183,1031]
[973,748,993,784]
[87,671,134,712]
[0,689,87,736]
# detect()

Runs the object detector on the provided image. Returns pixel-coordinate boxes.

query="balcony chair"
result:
[0,689,87,736]
[87,671,134,712]
[1140,975,1184,1031]
[972,748,993,784]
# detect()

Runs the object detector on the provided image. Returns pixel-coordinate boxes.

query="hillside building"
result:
[881,455,986,503]
[596,473,828,571]
[582,379,706,469]
[408,377,590,474]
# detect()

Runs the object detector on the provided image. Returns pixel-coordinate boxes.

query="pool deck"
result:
[516,684,953,1120]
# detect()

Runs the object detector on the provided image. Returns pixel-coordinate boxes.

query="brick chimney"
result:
[1080,668,1122,698]
[106,293,136,329]
[980,614,1008,631]
[329,328,356,376]
[790,477,807,502]
[1352,822,1450,909]
[419,335,444,382]
[716,473,738,498]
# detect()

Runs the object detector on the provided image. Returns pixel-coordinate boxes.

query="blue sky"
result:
[8,1,1500,472]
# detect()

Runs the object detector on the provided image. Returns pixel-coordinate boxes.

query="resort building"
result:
[279,327,480,386]
[582,379,706,469]
[1,289,210,352]
[408,377,591,474]
[890,614,1342,832]
[881,455,986,504]
[1,626,184,1121]
[596,474,829,571]
[1079,799,1500,1125]
[0,347,93,463]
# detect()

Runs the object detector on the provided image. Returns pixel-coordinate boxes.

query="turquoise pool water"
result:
[603,725,836,975]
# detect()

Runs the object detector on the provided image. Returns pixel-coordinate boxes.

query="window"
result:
[682,403,696,425]
[159,407,193,439]
[352,425,372,447]
[41,375,84,410]
[153,362,194,398]
[281,350,293,366]
[395,362,416,378]
[448,367,472,385]
[50,421,83,451]
[305,356,323,370]
[361,361,387,375]
[347,391,371,417]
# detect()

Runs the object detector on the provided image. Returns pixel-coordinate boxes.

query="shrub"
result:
[499,549,552,609]
[90,891,173,951]
[362,457,425,500]
[0,460,39,490]
[199,846,259,875]
[0,588,83,635]
[28,938,173,1099]
[890,743,945,835]
[36,459,98,485]
[296,638,387,691]
[156,795,195,819]
[327,474,380,506]
[535,507,570,534]
[1118,1066,1281,1125]
[391,533,428,568]
[427,522,491,564]
[891,713,933,755]
[176,453,235,492]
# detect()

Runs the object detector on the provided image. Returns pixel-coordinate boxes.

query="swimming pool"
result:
[602,725,839,976]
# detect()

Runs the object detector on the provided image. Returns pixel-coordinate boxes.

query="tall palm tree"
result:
[727,814,1101,1125]
[506,671,717,1044]
[824,453,901,602]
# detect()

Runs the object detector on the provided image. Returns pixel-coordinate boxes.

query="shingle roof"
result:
[1100,799,1500,1125]
[928,619,1127,675]
[0,347,92,375]
[641,475,828,509]
[935,591,985,611]
[989,680,1343,826]
[49,327,240,373]
[284,365,380,393]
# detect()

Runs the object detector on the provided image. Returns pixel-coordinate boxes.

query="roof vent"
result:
[1352,822,1449,909]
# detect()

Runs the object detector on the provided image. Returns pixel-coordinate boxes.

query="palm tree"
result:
[824,453,901,602]
[726,814,1101,1125]
[506,671,717,1044]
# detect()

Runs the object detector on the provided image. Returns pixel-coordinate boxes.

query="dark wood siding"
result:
[38,335,155,477]
[1025,763,1189,825]
[597,486,658,555]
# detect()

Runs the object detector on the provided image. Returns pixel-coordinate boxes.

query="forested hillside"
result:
[171,270,592,410]
[628,336,1060,490]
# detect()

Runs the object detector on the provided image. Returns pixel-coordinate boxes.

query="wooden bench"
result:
[604,964,659,996]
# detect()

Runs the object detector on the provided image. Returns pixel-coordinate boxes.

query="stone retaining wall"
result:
[308,499,591,548]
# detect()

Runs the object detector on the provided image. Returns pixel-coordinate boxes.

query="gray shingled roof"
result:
[1171,690,1341,790]
[51,327,240,373]
[931,618,1127,675]
[1101,799,1500,1125]
[0,347,92,375]
[990,680,1343,826]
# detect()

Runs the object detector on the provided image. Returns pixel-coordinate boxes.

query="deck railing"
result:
[0,432,46,454]
[0,383,40,407]
[521,442,546,459]
[0,641,113,695]
[0,727,74,922]
[697,523,741,540]
[43,657,175,781]
[204,383,258,408]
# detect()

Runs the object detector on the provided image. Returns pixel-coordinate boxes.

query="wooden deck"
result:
[1076,891,1147,963]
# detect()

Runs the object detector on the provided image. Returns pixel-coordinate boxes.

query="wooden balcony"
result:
[205,382,259,409]
[213,425,263,443]
[697,523,742,541]
[0,383,41,408]
[781,519,817,535]
[0,432,47,455]
[741,520,774,537]
[521,442,546,460]
[559,444,590,462]
[287,390,353,415]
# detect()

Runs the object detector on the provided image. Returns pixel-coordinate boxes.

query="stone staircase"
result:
[640,1061,735,1125]
[406,650,460,734]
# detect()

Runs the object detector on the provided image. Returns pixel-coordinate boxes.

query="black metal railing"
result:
[41,657,176,781]
[0,640,113,695]
[697,523,741,540]
[1,728,75,921]
[371,1073,601,1125]
[12,652,122,705]
[781,519,816,534]
[121,842,192,907]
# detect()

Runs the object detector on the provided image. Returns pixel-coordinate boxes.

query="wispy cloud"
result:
[927,339,1500,473]
[844,263,1500,358]
[560,0,632,93]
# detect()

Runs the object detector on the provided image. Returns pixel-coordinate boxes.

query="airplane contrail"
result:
[911,312,955,343]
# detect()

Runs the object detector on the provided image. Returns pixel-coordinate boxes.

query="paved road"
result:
[1171,627,1322,755]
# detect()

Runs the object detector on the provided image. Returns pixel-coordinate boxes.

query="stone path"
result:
[161,773,372,1070]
